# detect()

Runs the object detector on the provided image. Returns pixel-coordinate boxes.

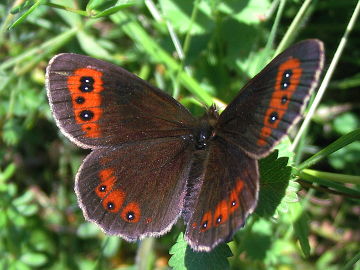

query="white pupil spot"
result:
[283,83,288,88]
[285,73,291,78]
[231,201,236,206]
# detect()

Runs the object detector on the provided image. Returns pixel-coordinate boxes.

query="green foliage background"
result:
[0,0,359,269]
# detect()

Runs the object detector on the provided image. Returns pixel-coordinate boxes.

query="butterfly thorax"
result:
[193,106,219,150]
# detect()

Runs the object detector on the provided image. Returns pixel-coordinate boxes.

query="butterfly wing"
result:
[46,53,195,149]
[75,137,194,240]
[216,39,324,158]
[184,137,258,251]
[46,54,198,239]
[184,40,324,251]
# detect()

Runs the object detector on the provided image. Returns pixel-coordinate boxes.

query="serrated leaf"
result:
[255,150,292,218]
[169,233,232,270]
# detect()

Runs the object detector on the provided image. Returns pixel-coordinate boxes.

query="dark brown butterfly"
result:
[46,39,324,251]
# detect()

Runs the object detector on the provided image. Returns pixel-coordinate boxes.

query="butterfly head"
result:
[193,105,219,150]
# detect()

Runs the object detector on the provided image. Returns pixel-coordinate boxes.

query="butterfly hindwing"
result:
[75,137,193,240]
[46,53,195,149]
[217,39,324,158]
[184,137,259,251]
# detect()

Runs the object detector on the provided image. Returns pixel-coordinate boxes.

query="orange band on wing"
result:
[67,68,104,138]
[257,58,302,146]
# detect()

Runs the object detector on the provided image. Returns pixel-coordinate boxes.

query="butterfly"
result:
[46,39,324,252]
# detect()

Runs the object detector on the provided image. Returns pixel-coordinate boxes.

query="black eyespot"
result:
[80,76,94,84]
[216,215,222,224]
[79,84,94,92]
[99,185,106,192]
[281,95,288,104]
[281,69,293,90]
[231,200,236,207]
[75,96,85,104]
[283,69,293,78]
[269,111,279,124]
[201,221,208,229]
[126,211,135,221]
[79,110,94,121]
[107,202,114,210]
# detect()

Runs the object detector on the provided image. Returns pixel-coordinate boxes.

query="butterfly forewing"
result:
[46,53,195,149]
[217,39,324,158]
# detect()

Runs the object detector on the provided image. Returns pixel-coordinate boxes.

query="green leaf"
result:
[91,3,135,18]
[256,150,292,218]
[2,119,23,145]
[159,0,215,35]
[77,222,100,238]
[9,0,46,29]
[0,163,16,183]
[10,0,37,14]
[300,171,360,198]
[218,0,270,24]
[102,237,121,257]
[110,12,214,105]
[298,128,360,170]
[76,31,112,60]
[333,112,359,135]
[328,141,360,170]
[169,233,232,270]
[293,211,311,257]
[20,252,47,267]
[241,218,272,260]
